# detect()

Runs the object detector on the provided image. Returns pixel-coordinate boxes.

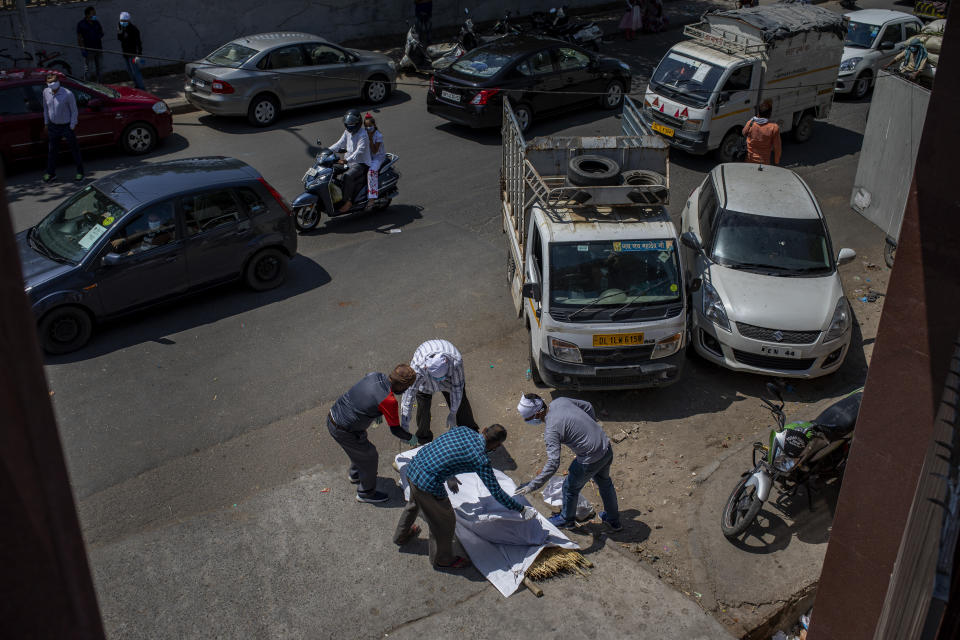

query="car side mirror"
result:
[464,7,469,14]
[522,281,541,301]
[102,252,123,266]
[680,231,704,255]
[879,41,896,51]
[837,247,856,266]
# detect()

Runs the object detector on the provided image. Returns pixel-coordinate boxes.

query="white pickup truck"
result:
[641,4,845,162]
[501,97,687,391]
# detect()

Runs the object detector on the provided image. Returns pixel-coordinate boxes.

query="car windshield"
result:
[33,186,127,264]
[451,50,513,78]
[206,42,258,68]
[711,210,833,275]
[549,240,682,318]
[70,77,120,98]
[650,52,724,107]
[845,21,880,48]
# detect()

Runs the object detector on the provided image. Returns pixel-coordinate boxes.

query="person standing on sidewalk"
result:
[41,73,83,183]
[400,339,478,445]
[394,424,538,569]
[514,394,622,531]
[76,6,104,82]
[117,11,145,90]
[328,365,418,503]
[742,100,782,165]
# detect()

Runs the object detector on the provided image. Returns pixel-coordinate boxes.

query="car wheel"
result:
[364,75,390,104]
[792,113,815,143]
[716,129,743,163]
[245,248,289,291]
[121,122,157,155]
[38,306,93,354]
[513,103,533,134]
[567,154,621,186]
[247,93,279,127]
[600,80,624,110]
[852,71,872,100]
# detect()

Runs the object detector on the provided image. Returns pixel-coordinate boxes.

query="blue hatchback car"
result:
[18,156,297,354]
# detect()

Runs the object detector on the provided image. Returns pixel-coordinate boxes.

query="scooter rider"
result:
[332,108,370,212]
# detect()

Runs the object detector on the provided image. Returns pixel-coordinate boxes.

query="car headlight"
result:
[651,332,683,359]
[823,297,851,343]
[152,101,169,114]
[550,337,583,364]
[839,57,862,72]
[702,282,730,332]
[389,60,398,71]
[682,118,703,132]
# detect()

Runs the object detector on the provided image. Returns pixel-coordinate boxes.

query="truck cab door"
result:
[525,221,545,335]
[709,63,757,148]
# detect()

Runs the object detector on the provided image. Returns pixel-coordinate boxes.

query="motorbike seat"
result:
[814,390,863,436]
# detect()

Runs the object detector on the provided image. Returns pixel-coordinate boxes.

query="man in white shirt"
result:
[331,108,371,212]
[400,339,478,443]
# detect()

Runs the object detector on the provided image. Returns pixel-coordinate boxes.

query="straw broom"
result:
[522,547,593,596]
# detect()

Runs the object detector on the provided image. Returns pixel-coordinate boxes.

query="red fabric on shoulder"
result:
[378,393,400,427]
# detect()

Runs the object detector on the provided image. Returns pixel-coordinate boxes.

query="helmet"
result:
[343,109,362,133]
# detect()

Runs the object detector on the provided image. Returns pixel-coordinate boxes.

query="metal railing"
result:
[682,24,767,56]
[1,0,86,9]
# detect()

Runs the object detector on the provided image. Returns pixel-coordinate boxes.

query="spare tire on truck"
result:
[567,155,620,186]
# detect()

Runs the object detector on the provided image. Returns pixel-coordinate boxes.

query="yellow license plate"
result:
[592,332,644,347]
[651,122,675,137]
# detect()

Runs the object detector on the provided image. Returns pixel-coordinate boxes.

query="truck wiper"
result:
[609,278,671,319]
[568,291,629,320]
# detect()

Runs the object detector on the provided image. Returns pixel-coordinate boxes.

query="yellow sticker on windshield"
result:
[670,284,678,292]
[102,216,115,226]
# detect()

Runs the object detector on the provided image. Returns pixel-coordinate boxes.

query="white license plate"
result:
[191,77,207,88]
[441,90,460,102]
[306,167,318,177]
[760,344,802,359]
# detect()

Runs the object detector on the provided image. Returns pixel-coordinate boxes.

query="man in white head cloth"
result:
[400,339,477,444]
[515,393,621,531]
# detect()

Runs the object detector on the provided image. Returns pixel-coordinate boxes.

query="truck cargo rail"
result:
[682,23,767,56]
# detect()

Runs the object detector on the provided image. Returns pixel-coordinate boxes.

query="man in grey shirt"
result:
[515,394,621,531]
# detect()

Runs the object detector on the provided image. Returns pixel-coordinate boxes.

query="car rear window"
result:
[206,43,258,68]
[451,50,514,78]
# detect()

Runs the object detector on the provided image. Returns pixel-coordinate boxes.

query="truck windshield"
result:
[549,240,681,319]
[711,210,833,275]
[844,21,880,48]
[33,186,127,264]
[650,52,724,107]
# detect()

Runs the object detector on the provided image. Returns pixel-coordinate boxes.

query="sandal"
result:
[395,524,421,545]
[438,556,471,570]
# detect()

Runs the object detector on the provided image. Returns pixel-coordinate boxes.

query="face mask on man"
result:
[120,21,129,27]
[365,126,375,132]
[147,220,161,231]
[47,81,60,91]
[524,417,543,425]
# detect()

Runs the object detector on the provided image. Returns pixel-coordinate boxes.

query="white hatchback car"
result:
[837,9,923,99]
[680,164,856,378]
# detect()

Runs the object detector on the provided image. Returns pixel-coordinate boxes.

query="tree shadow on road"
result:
[44,255,331,363]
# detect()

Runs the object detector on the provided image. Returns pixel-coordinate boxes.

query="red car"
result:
[0,68,173,167]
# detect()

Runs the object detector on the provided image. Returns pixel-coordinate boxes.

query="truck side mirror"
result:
[522,282,541,301]
[680,231,704,255]
[837,247,856,266]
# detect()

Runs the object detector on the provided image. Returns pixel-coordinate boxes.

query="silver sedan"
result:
[184,32,397,126]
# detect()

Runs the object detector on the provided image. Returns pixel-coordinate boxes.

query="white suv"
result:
[838,9,923,99]
[679,164,856,379]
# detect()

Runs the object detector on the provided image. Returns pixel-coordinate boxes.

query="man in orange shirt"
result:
[742,101,781,165]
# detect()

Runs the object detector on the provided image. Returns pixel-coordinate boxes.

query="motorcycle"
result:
[290,139,400,232]
[399,20,466,73]
[530,6,603,51]
[720,383,864,539]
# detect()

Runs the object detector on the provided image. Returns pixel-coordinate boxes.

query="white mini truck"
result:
[502,97,686,391]
[641,4,845,162]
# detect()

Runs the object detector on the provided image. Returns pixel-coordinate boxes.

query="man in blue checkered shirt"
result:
[394,424,538,569]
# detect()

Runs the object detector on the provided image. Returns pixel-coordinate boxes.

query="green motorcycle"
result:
[721,383,864,539]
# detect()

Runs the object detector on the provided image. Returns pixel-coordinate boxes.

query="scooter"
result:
[290,140,400,232]
[529,6,603,51]
[399,22,465,72]
[720,383,864,539]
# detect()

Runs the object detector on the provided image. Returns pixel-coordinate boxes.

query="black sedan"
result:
[18,157,297,354]
[426,35,632,134]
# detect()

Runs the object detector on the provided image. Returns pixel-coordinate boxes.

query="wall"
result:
[0,0,611,77]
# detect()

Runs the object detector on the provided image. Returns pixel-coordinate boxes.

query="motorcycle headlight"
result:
[651,332,683,359]
[823,297,851,343]
[152,101,169,114]
[682,118,703,132]
[839,57,863,72]
[550,337,583,364]
[772,454,797,473]
[702,282,730,332]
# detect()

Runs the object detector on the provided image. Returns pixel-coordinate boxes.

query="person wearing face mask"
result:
[331,108,370,212]
[77,6,104,82]
[515,393,621,531]
[117,11,145,90]
[400,339,478,445]
[363,113,385,205]
[41,73,83,183]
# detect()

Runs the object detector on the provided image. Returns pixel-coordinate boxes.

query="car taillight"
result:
[428,76,435,93]
[258,177,291,215]
[470,88,500,105]
[211,80,235,94]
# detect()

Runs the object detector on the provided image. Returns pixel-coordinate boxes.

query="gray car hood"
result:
[708,264,842,331]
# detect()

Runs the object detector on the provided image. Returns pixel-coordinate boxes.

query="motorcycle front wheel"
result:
[721,474,764,538]
[294,203,321,231]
